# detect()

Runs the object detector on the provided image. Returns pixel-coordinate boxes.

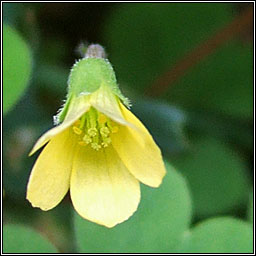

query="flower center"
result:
[72,107,119,150]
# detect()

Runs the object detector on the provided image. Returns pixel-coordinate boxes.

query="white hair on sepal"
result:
[53,98,67,125]
[122,96,132,109]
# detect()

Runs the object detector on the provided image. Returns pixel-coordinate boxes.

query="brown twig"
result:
[146,6,253,97]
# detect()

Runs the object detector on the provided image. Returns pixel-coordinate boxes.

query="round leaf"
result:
[172,137,250,218]
[74,162,192,253]
[3,24,32,114]
[180,217,253,253]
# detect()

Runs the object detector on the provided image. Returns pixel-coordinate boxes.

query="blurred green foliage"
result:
[168,42,253,119]
[172,137,250,218]
[248,190,253,223]
[3,224,57,253]
[181,217,253,253]
[3,2,253,253]
[3,24,32,114]
[132,99,188,155]
[75,162,192,253]
[104,3,232,92]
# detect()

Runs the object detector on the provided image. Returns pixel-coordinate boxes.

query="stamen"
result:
[91,142,101,151]
[100,127,110,137]
[83,134,92,144]
[102,137,111,148]
[73,126,82,135]
[98,114,108,124]
[106,120,119,133]
[79,114,86,129]
[72,108,119,150]
[88,128,97,137]
[88,107,97,128]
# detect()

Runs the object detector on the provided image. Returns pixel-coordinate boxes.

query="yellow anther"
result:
[72,108,118,150]
[83,134,92,144]
[98,114,108,124]
[111,126,119,133]
[88,128,97,137]
[102,137,111,148]
[100,127,110,137]
[78,141,87,146]
[73,126,82,135]
[102,143,108,148]
[91,142,101,151]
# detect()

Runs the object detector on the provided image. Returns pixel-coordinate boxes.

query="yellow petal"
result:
[90,86,131,127]
[26,129,76,210]
[111,103,166,188]
[29,95,90,156]
[70,146,140,228]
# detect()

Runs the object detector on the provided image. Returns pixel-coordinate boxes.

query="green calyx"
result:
[68,58,116,96]
[54,44,130,125]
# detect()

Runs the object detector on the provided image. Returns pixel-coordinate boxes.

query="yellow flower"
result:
[26,45,166,228]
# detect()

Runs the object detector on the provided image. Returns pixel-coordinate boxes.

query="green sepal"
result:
[68,57,130,106]
[55,57,130,124]
[53,93,73,124]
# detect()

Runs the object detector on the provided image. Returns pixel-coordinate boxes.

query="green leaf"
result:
[3,224,58,253]
[3,24,32,114]
[167,42,253,119]
[247,189,253,223]
[172,137,250,218]
[186,110,253,151]
[179,217,253,253]
[74,162,192,253]
[104,3,232,92]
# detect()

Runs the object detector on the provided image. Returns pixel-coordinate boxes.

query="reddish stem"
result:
[146,7,253,97]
